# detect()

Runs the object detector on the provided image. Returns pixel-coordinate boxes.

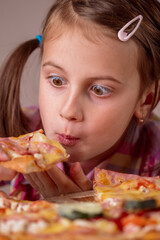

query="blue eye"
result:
[49,76,65,86]
[91,85,110,96]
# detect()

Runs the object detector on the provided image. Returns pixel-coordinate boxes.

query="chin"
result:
[67,154,82,163]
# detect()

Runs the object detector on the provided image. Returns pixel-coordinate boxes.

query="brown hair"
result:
[0,0,159,137]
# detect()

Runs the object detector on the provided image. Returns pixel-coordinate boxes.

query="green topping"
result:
[124,199,157,212]
[58,202,103,220]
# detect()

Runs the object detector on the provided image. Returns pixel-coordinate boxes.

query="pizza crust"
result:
[0,155,45,173]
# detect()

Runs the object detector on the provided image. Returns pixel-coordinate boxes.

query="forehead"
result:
[43,13,117,44]
[42,26,139,84]
[43,17,138,60]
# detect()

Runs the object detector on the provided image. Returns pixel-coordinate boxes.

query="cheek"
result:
[39,85,48,117]
[38,83,56,127]
[39,78,55,111]
[87,102,134,145]
[89,113,125,139]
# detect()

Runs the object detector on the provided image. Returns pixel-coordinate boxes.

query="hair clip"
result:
[118,15,143,42]
[36,35,42,47]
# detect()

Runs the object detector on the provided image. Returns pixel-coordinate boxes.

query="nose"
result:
[60,91,84,122]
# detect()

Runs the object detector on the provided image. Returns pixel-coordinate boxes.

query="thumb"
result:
[70,162,92,191]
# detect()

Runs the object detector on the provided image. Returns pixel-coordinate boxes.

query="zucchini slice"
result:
[124,199,157,212]
[58,202,103,220]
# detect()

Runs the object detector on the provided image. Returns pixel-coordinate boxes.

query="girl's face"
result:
[39,28,142,165]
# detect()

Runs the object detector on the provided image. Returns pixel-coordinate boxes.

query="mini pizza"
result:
[93,168,160,201]
[0,173,160,240]
[93,168,160,217]
[0,129,69,173]
[0,195,120,240]
[0,194,159,240]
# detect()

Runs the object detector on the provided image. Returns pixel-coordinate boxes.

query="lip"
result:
[57,134,80,146]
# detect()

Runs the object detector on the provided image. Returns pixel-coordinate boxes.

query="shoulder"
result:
[143,116,160,145]
[138,116,160,157]
[22,106,42,132]
[138,116,160,176]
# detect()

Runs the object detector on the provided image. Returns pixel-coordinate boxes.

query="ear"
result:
[134,84,156,120]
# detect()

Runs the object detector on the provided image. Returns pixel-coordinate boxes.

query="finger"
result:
[47,165,81,194]
[32,172,59,197]
[0,191,8,198]
[0,166,17,181]
[24,172,59,198]
[0,146,10,161]
[24,174,40,190]
[70,162,92,191]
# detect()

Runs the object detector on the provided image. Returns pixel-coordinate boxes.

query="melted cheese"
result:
[27,220,47,233]
[0,219,27,233]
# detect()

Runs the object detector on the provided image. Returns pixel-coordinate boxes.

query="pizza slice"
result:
[93,168,160,217]
[121,212,160,239]
[0,129,69,173]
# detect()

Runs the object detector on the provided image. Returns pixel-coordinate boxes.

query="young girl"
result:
[0,0,160,200]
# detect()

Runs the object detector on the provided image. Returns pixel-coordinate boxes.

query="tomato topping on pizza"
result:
[93,168,160,217]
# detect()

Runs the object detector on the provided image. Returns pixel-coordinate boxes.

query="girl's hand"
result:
[0,166,17,181]
[0,190,8,198]
[0,147,17,181]
[24,162,92,199]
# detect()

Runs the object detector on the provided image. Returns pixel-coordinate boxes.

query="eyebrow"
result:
[43,61,67,73]
[42,61,122,84]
